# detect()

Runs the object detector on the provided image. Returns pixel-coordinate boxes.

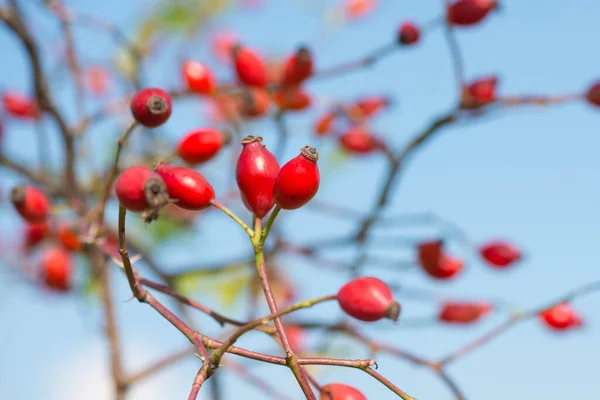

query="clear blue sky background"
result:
[1,1,599,399]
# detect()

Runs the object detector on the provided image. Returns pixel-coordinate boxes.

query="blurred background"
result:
[0,0,599,399]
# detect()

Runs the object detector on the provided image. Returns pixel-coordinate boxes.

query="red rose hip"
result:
[2,91,40,120]
[321,383,366,400]
[479,240,521,268]
[337,277,400,322]
[182,60,216,94]
[11,185,50,223]
[24,222,49,249]
[130,88,172,127]
[41,247,73,292]
[281,46,313,86]
[232,44,268,87]
[274,146,320,210]
[539,303,583,332]
[177,128,228,165]
[339,128,385,154]
[585,82,600,107]
[420,253,463,280]
[115,166,169,221]
[438,301,493,324]
[314,112,336,136]
[448,0,497,26]
[398,22,421,45]
[154,162,215,210]
[236,136,280,218]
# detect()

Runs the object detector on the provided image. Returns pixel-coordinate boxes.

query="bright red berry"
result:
[274,88,312,111]
[420,252,463,280]
[281,47,313,86]
[115,166,169,221]
[239,88,271,118]
[448,0,497,26]
[585,82,600,107]
[314,112,336,136]
[130,88,172,127]
[539,303,583,332]
[337,277,400,322]
[2,91,40,120]
[11,185,50,223]
[177,128,228,165]
[23,221,49,250]
[438,301,493,324]
[41,247,73,292]
[321,383,367,400]
[339,128,385,154]
[398,22,421,45]
[354,96,390,118]
[232,44,268,87]
[182,60,217,94]
[57,223,83,252]
[479,240,521,268]
[417,239,444,266]
[236,136,280,218]
[274,146,320,210]
[344,0,376,20]
[462,76,498,109]
[154,162,215,211]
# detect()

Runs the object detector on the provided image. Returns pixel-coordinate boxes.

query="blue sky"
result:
[1,1,599,399]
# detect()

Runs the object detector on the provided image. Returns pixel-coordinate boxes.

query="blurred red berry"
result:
[354,96,390,117]
[182,60,216,94]
[23,222,49,250]
[398,22,421,45]
[339,128,385,154]
[321,383,366,400]
[57,223,82,252]
[585,82,600,107]
[274,88,312,111]
[41,247,72,292]
[2,91,40,120]
[281,47,313,86]
[239,88,271,118]
[539,303,583,332]
[344,0,376,20]
[11,185,50,223]
[314,112,336,137]
[439,301,493,324]
[232,44,268,87]
[177,128,227,165]
[86,66,110,96]
[211,30,239,63]
[479,240,521,268]
[284,325,305,353]
[462,76,498,109]
[448,0,497,26]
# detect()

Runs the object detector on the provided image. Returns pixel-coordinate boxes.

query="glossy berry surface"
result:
[274,146,320,210]
[281,47,313,86]
[439,302,493,324]
[115,166,169,217]
[539,303,583,331]
[448,0,497,26]
[41,247,73,292]
[11,185,50,223]
[236,136,280,218]
[274,88,312,111]
[337,277,400,322]
[155,162,215,211]
[232,45,268,87]
[320,383,367,400]
[182,60,216,94]
[177,128,227,165]
[314,112,336,136]
[2,91,40,120]
[130,88,172,127]
[398,22,421,45]
[339,128,384,154]
[479,240,521,268]
[585,82,600,107]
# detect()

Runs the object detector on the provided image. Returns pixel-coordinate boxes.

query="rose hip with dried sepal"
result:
[321,383,367,400]
[273,146,320,210]
[337,277,400,322]
[11,185,50,223]
[130,88,172,127]
[154,162,215,211]
[281,46,313,86]
[236,135,280,218]
[115,166,170,222]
